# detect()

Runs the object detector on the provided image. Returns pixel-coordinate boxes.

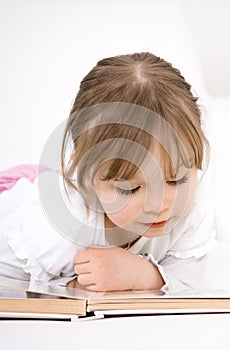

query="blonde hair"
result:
[61,52,209,194]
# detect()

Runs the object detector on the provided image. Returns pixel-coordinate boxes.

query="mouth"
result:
[143,220,168,229]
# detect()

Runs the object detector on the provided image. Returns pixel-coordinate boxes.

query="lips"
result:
[144,220,168,229]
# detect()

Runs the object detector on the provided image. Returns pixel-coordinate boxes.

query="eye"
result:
[115,186,141,196]
[167,175,188,186]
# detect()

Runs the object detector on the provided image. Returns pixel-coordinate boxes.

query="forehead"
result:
[95,137,191,182]
[131,140,191,179]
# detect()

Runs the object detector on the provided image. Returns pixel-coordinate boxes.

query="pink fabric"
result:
[0,164,51,194]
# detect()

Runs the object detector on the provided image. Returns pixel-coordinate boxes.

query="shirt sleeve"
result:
[158,255,210,293]
[1,176,85,289]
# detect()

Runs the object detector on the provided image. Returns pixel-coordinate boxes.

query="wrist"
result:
[133,259,165,290]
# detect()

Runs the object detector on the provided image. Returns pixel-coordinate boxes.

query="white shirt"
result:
[0,170,216,293]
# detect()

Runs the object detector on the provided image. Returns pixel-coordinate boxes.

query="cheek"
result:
[94,183,123,214]
[106,195,144,226]
[185,171,198,211]
[94,181,146,226]
[97,191,132,217]
[184,179,197,214]
[172,175,197,217]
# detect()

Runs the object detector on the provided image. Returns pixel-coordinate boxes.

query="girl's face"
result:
[93,143,198,238]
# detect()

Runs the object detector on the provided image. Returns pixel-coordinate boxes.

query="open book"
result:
[1,277,230,321]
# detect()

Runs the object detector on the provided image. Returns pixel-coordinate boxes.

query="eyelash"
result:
[115,175,188,196]
[167,175,188,186]
[116,186,141,196]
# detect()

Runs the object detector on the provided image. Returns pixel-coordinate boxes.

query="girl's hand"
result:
[74,246,164,292]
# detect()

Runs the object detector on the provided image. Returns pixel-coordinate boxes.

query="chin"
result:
[142,228,165,238]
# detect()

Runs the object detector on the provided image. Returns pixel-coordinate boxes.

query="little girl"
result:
[0,52,216,293]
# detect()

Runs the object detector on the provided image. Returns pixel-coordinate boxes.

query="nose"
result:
[143,182,175,215]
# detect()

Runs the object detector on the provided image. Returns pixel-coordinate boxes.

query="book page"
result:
[0,276,96,300]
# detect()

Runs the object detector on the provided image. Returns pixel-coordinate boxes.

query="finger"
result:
[77,273,95,286]
[74,262,91,275]
[85,284,101,292]
[86,284,109,292]
[74,250,91,264]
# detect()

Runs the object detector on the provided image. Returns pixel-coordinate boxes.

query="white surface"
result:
[179,0,230,96]
[208,97,230,243]
[198,97,230,289]
[1,314,230,350]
